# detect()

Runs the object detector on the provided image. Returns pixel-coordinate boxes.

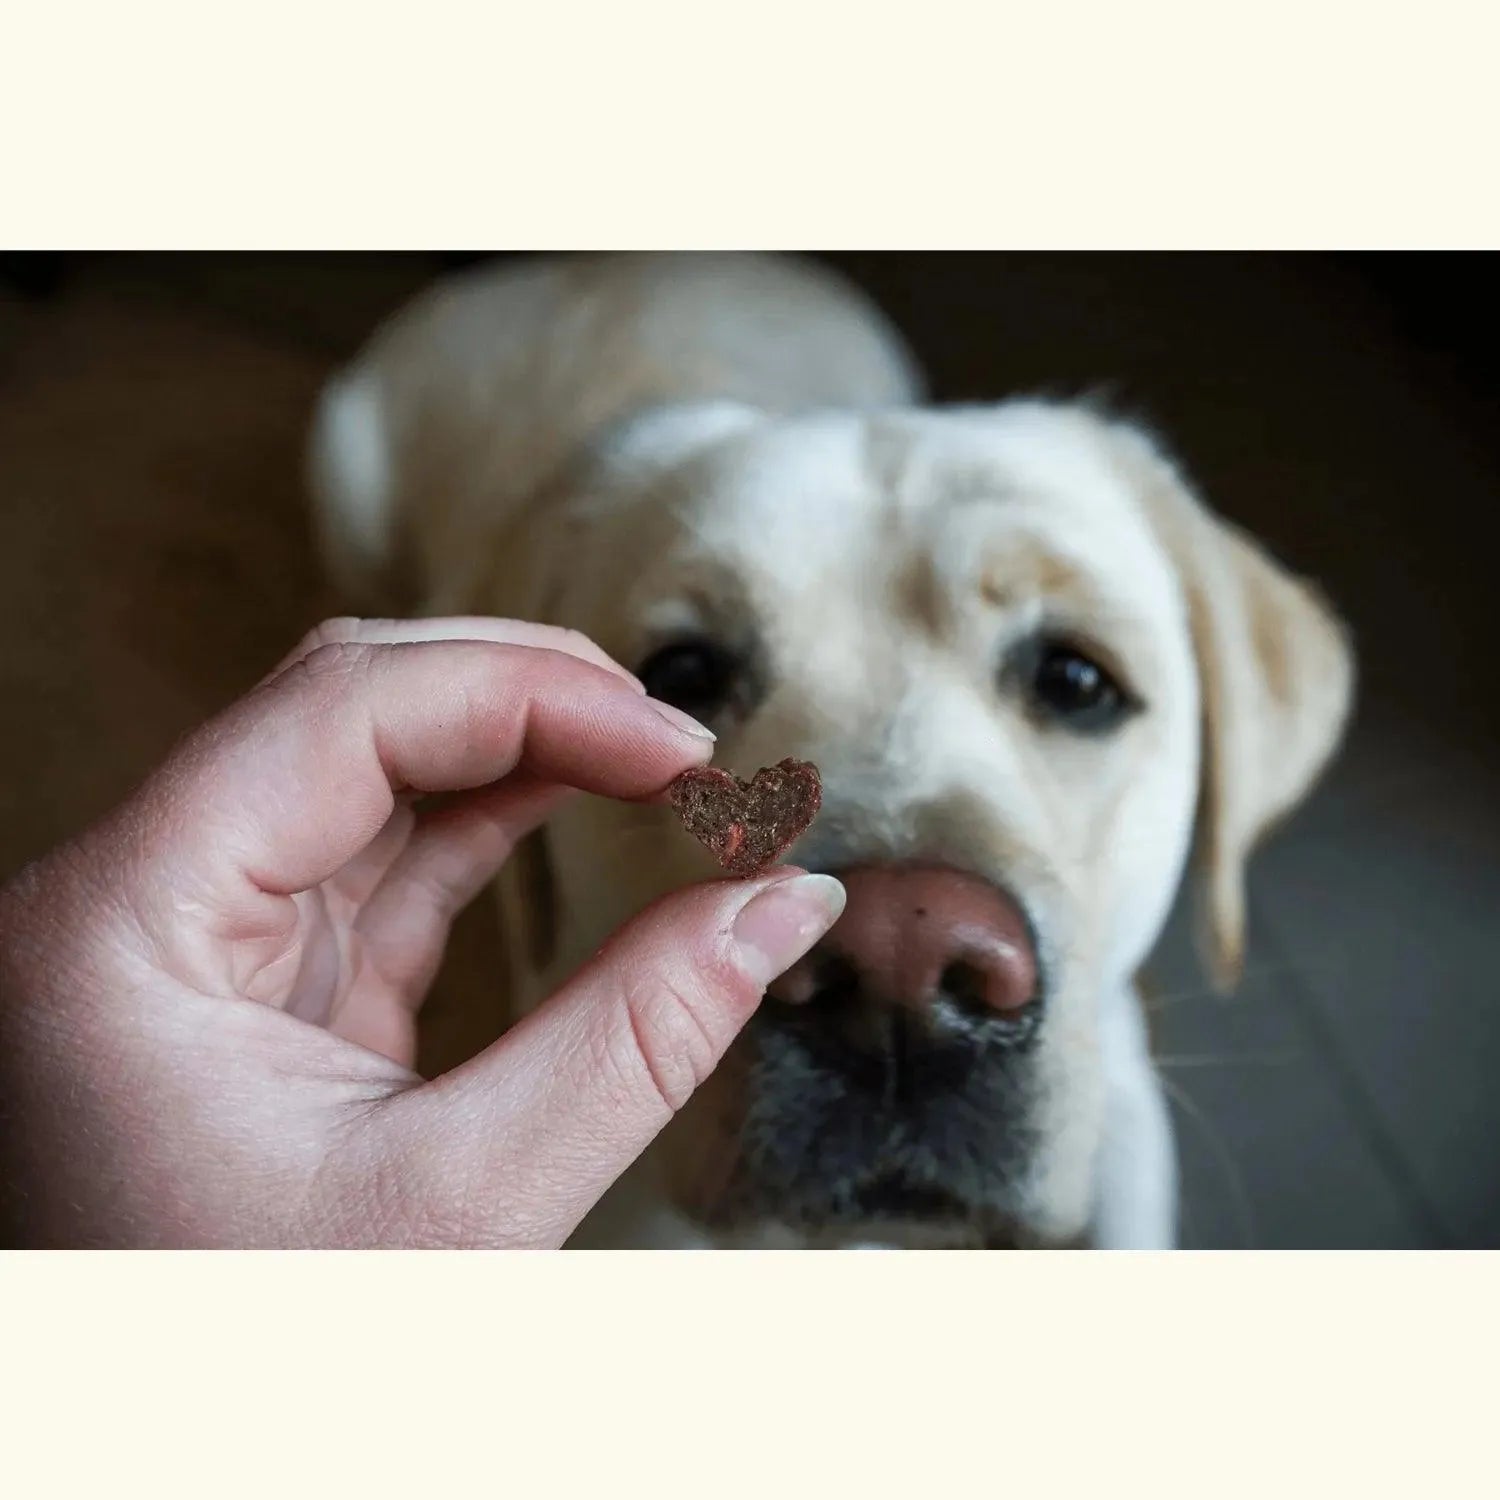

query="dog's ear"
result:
[1114,423,1355,989]
[1182,519,1353,989]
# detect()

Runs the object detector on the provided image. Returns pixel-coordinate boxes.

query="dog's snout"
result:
[767,864,1038,1023]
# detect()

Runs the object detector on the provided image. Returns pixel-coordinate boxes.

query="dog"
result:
[308,252,1353,1248]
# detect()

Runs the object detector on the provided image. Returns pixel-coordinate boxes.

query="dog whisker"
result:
[1154,1051,1298,1069]
[1159,1076,1257,1249]
[1138,952,1328,1014]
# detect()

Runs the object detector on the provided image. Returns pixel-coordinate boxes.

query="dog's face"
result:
[483,399,1351,1246]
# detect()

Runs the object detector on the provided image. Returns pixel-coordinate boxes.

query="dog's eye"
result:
[1028,642,1131,732]
[636,637,741,721]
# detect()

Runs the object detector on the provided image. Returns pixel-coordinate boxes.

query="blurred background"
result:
[1,251,1496,1247]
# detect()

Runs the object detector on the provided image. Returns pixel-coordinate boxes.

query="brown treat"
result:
[668,758,823,877]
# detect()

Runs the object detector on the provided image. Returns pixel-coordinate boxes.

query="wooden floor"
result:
[3,252,1496,1246]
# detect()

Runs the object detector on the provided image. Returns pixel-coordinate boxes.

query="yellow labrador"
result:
[309,253,1353,1248]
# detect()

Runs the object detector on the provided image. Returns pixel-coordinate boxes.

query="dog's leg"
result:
[1092,988,1178,1249]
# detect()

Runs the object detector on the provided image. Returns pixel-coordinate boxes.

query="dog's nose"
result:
[766,864,1037,1020]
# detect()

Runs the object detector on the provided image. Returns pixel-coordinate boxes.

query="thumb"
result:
[378,869,846,1247]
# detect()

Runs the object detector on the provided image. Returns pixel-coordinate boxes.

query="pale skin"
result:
[0,617,846,1248]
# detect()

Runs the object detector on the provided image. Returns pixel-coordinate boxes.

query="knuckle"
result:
[617,965,730,1115]
[293,639,375,688]
[295,616,363,657]
[558,627,601,660]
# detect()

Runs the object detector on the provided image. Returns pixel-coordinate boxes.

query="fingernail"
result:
[648,698,716,741]
[733,873,847,988]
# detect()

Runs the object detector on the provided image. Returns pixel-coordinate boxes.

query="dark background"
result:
[2,251,1496,1246]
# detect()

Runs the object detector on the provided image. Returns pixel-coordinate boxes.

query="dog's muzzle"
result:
[717,863,1047,1237]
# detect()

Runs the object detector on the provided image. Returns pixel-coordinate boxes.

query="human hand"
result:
[0,618,845,1247]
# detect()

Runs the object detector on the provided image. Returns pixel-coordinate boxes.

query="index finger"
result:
[264,615,645,691]
[138,638,714,902]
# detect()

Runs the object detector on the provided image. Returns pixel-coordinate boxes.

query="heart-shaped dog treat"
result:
[669,758,823,877]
